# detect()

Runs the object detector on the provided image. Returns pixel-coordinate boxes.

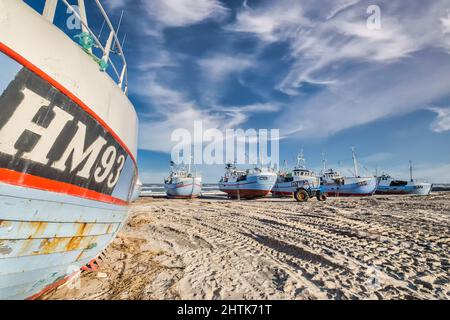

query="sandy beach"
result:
[43,193,449,300]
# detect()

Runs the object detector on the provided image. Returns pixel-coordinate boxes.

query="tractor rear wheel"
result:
[294,189,309,202]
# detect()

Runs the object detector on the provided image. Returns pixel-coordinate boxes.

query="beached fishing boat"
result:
[376,161,432,195]
[219,163,277,199]
[164,161,202,198]
[0,1,139,299]
[320,148,377,197]
[272,151,319,197]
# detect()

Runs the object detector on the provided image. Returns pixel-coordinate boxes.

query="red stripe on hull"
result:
[221,189,271,199]
[0,168,128,206]
[375,191,409,195]
[0,41,137,169]
[26,270,79,300]
[324,192,374,197]
[271,191,293,197]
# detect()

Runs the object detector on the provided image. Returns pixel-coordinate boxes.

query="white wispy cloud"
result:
[197,54,255,82]
[362,152,393,164]
[228,0,450,138]
[136,77,279,153]
[144,0,228,28]
[105,0,228,28]
[442,10,450,34]
[228,0,308,43]
[429,107,450,133]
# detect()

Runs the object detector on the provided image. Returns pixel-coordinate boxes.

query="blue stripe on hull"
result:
[0,183,130,300]
[219,175,276,192]
[0,183,127,223]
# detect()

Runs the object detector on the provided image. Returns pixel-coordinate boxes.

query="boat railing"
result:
[40,0,128,94]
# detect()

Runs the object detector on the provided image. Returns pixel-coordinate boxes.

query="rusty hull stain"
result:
[4,220,111,257]
[29,221,48,238]
[0,220,12,228]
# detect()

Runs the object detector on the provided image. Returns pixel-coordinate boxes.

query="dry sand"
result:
[43,193,450,300]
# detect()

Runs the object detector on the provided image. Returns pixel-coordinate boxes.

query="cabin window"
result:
[237,175,247,182]
[390,180,407,187]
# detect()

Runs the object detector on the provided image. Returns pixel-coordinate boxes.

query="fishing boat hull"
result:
[164,177,202,198]
[219,174,277,199]
[0,1,138,299]
[321,177,377,197]
[376,183,432,196]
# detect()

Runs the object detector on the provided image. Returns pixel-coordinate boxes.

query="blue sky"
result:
[25,0,450,183]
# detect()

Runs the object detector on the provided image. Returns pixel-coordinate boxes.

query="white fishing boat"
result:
[320,148,377,197]
[376,161,432,195]
[164,161,202,198]
[219,163,277,199]
[272,151,319,197]
[0,1,139,299]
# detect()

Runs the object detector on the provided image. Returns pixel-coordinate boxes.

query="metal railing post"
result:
[77,0,92,54]
[43,0,58,23]
[101,31,114,68]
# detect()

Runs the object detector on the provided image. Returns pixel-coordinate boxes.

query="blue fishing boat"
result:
[219,163,277,199]
[376,161,432,195]
[320,148,377,197]
[0,1,139,299]
[164,161,202,198]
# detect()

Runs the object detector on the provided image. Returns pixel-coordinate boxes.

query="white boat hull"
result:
[0,1,138,299]
[164,177,202,198]
[219,173,277,199]
[376,182,432,195]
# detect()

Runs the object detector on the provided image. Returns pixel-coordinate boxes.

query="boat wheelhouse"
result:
[272,151,319,197]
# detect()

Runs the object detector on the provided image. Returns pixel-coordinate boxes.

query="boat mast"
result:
[352,147,359,177]
[283,160,288,172]
[321,152,327,173]
[188,156,192,174]
[409,160,413,182]
[296,149,306,169]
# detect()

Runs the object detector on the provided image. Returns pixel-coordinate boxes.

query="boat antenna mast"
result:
[282,160,288,173]
[188,155,192,175]
[169,160,175,174]
[321,152,327,174]
[409,160,413,182]
[352,147,359,177]
[296,149,306,169]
